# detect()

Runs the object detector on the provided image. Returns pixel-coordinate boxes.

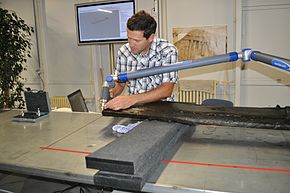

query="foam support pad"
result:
[86,120,192,191]
[86,120,188,174]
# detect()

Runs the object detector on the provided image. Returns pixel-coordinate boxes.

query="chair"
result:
[175,80,216,104]
[50,96,71,109]
[202,98,233,107]
[67,89,88,112]
[175,79,231,105]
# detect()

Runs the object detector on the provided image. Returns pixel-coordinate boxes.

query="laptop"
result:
[12,90,51,122]
[67,89,88,112]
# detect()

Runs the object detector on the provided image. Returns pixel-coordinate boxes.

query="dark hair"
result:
[127,10,157,39]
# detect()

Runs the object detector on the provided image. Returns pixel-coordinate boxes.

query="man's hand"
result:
[104,95,137,110]
[104,82,175,111]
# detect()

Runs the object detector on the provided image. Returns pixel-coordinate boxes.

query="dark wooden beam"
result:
[103,101,290,130]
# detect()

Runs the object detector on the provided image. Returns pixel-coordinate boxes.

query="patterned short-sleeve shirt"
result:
[116,38,178,101]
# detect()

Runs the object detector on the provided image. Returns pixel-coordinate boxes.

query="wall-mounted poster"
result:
[173,26,227,61]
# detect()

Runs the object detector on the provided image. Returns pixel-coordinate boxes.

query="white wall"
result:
[164,0,290,107]
[43,0,157,111]
[1,0,289,109]
[0,0,42,90]
[164,0,236,101]
[241,0,290,107]
[44,0,100,111]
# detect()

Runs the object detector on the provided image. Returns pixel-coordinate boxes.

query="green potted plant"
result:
[0,6,33,109]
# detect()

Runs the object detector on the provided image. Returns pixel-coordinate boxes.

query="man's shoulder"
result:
[154,38,177,53]
[119,43,130,52]
[118,43,132,57]
[155,38,173,46]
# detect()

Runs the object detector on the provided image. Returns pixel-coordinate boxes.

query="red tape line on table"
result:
[40,146,92,155]
[163,160,290,173]
[39,147,290,173]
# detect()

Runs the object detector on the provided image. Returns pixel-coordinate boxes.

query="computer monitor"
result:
[67,89,89,112]
[75,0,135,45]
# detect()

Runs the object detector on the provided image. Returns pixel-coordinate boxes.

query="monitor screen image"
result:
[75,0,135,45]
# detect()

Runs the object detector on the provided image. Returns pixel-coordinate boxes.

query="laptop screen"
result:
[67,89,88,112]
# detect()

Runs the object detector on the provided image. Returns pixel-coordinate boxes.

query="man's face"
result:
[127,29,154,55]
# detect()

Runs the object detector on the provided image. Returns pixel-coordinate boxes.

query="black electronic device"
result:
[12,90,51,122]
[67,89,88,112]
[75,0,135,45]
[24,91,51,113]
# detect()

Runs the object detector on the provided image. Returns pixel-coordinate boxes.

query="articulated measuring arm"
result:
[100,48,290,109]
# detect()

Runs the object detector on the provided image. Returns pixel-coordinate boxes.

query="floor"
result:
[0,172,111,193]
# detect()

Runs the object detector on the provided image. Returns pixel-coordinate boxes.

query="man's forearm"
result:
[105,82,175,110]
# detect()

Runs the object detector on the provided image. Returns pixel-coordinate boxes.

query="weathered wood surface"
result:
[103,101,290,130]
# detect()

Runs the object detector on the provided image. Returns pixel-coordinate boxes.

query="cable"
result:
[52,183,92,193]
[0,188,15,193]
[0,180,25,187]
[52,184,78,193]
[79,184,91,193]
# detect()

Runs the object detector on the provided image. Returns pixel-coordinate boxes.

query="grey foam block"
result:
[93,123,191,191]
[86,120,186,175]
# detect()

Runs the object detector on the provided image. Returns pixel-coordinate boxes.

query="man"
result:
[104,10,178,110]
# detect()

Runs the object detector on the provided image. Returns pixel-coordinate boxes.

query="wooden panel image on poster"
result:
[173,26,227,61]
